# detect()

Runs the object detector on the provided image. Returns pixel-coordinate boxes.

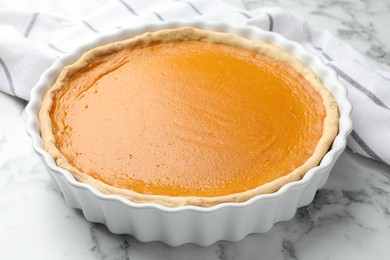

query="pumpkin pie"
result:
[39,27,339,207]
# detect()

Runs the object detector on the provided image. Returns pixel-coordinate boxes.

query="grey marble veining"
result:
[1,0,390,259]
[234,0,390,69]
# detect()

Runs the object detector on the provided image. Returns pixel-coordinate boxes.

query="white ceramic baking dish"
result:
[25,20,352,246]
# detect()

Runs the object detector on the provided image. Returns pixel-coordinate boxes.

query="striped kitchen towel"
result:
[0,0,389,164]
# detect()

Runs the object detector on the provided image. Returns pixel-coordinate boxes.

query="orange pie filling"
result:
[49,40,326,198]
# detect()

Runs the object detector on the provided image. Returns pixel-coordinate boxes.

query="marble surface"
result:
[1,0,390,259]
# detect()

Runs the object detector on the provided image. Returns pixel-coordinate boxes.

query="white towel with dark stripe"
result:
[1,0,389,164]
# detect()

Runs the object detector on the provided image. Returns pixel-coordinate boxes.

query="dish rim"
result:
[25,19,353,213]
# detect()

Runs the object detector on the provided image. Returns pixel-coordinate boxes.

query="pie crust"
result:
[39,27,339,207]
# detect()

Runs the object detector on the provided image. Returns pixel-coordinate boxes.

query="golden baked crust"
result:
[39,27,339,207]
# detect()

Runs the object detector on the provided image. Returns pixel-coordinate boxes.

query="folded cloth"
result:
[0,0,389,164]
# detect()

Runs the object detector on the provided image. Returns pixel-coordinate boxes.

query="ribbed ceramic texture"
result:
[26,20,353,246]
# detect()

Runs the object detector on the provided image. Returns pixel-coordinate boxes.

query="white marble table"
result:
[1,0,390,259]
